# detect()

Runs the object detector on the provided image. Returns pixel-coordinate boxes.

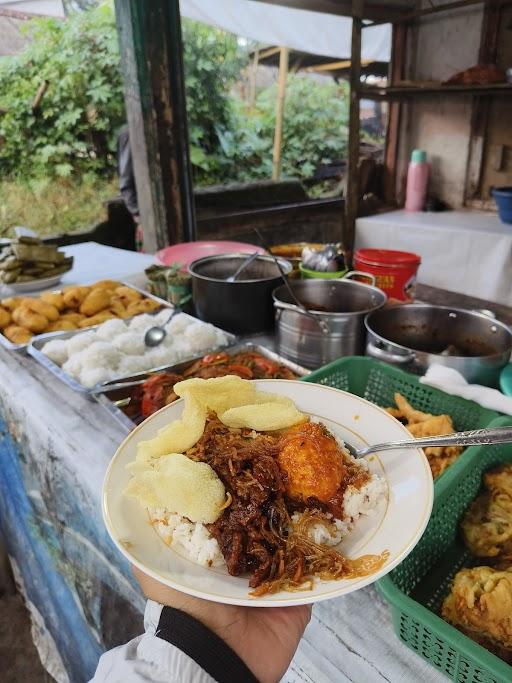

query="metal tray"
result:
[93,343,310,432]
[0,281,172,353]
[28,311,237,395]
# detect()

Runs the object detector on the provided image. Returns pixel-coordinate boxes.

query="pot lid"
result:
[355,249,421,267]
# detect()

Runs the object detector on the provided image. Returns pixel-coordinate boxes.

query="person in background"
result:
[92,566,311,683]
[117,125,144,252]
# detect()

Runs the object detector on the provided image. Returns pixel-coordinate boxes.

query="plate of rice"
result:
[103,378,433,606]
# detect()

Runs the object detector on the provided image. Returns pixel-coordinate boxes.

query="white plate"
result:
[4,273,66,293]
[103,380,433,607]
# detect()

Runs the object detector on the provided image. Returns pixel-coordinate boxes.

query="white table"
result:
[356,210,512,307]
[0,244,444,683]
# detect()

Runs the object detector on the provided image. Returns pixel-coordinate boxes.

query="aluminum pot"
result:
[365,304,512,386]
[189,254,292,334]
[273,278,387,368]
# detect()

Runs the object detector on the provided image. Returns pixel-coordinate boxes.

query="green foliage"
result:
[0,3,125,179]
[0,5,351,193]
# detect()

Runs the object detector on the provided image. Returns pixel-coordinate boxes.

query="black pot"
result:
[189,254,292,334]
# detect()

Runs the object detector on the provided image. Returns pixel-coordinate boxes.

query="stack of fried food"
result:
[0,237,73,284]
[0,279,160,344]
[386,393,462,478]
[442,464,512,662]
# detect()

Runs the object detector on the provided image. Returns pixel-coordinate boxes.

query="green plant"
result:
[0,3,125,179]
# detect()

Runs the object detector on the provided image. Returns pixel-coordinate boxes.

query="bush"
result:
[0,3,125,179]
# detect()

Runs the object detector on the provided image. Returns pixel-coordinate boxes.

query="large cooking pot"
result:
[189,254,292,334]
[365,304,512,386]
[273,279,387,368]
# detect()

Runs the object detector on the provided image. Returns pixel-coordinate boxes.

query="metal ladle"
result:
[253,228,330,335]
[346,425,512,459]
[226,251,260,282]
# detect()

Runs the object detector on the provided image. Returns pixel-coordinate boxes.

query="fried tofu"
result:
[442,566,512,662]
[386,393,462,478]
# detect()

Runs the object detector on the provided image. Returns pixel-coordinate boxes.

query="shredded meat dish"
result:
[186,415,388,595]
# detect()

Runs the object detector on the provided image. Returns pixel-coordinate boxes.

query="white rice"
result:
[149,508,223,567]
[95,318,127,340]
[41,339,68,365]
[66,331,97,355]
[112,332,146,356]
[79,366,112,388]
[148,468,387,568]
[128,314,159,332]
[80,341,120,369]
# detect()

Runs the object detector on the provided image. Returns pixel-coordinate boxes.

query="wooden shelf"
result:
[359,82,512,99]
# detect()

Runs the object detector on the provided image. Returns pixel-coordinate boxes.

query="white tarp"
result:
[180,0,390,62]
[0,0,64,17]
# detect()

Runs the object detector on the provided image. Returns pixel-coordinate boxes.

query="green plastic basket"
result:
[303,357,511,681]
[377,416,512,683]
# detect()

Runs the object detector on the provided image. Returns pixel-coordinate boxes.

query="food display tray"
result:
[93,343,310,432]
[0,281,171,353]
[376,415,512,683]
[28,312,237,395]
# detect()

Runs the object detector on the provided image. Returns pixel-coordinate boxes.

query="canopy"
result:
[180,0,391,62]
[0,0,64,16]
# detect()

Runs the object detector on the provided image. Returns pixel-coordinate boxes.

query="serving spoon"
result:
[226,251,260,282]
[345,425,512,459]
[144,306,182,347]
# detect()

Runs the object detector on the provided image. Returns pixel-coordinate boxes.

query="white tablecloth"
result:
[355,210,512,306]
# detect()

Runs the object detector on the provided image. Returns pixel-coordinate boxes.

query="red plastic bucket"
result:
[354,249,421,302]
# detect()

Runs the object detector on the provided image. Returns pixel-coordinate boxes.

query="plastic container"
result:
[492,187,512,224]
[354,248,421,302]
[405,149,429,212]
[377,415,512,683]
[299,262,348,279]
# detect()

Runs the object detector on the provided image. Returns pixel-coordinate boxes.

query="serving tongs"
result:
[346,425,512,459]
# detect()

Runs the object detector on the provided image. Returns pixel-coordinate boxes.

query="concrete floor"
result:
[1,592,53,683]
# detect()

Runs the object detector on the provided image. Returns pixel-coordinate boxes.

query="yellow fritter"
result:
[62,286,90,309]
[3,324,32,344]
[442,566,512,661]
[79,288,111,316]
[0,306,11,330]
[40,292,65,311]
[46,320,78,332]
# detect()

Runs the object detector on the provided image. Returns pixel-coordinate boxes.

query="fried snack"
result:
[46,320,78,332]
[14,308,48,333]
[1,297,22,312]
[0,306,11,329]
[3,324,32,344]
[62,286,90,309]
[126,298,160,316]
[40,292,65,311]
[109,296,129,318]
[461,465,512,559]
[25,299,59,322]
[92,279,120,291]
[442,566,512,662]
[115,285,141,306]
[79,288,111,316]
[386,393,463,478]
[59,312,85,324]
[77,310,116,327]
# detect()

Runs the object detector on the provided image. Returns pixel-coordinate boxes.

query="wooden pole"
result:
[248,49,259,111]
[114,0,196,251]
[272,47,289,181]
[344,0,363,261]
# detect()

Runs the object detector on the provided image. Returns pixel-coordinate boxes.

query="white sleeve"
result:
[90,600,216,683]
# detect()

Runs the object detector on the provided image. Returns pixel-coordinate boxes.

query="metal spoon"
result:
[226,251,260,282]
[253,228,330,335]
[144,307,182,348]
[346,425,512,459]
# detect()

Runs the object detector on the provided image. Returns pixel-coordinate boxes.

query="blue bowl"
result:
[492,186,512,224]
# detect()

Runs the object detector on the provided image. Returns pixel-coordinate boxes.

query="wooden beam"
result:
[344,0,363,260]
[305,59,372,73]
[114,0,196,251]
[367,0,512,27]
[272,47,289,180]
[383,23,406,204]
[248,49,259,110]
[258,46,282,60]
[464,0,502,200]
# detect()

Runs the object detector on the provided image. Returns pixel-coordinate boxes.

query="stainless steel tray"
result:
[0,280,172,353]
[28,311,237,395]
[93,343,310,432]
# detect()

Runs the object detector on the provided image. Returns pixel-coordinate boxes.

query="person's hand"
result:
[133,565,311,683]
